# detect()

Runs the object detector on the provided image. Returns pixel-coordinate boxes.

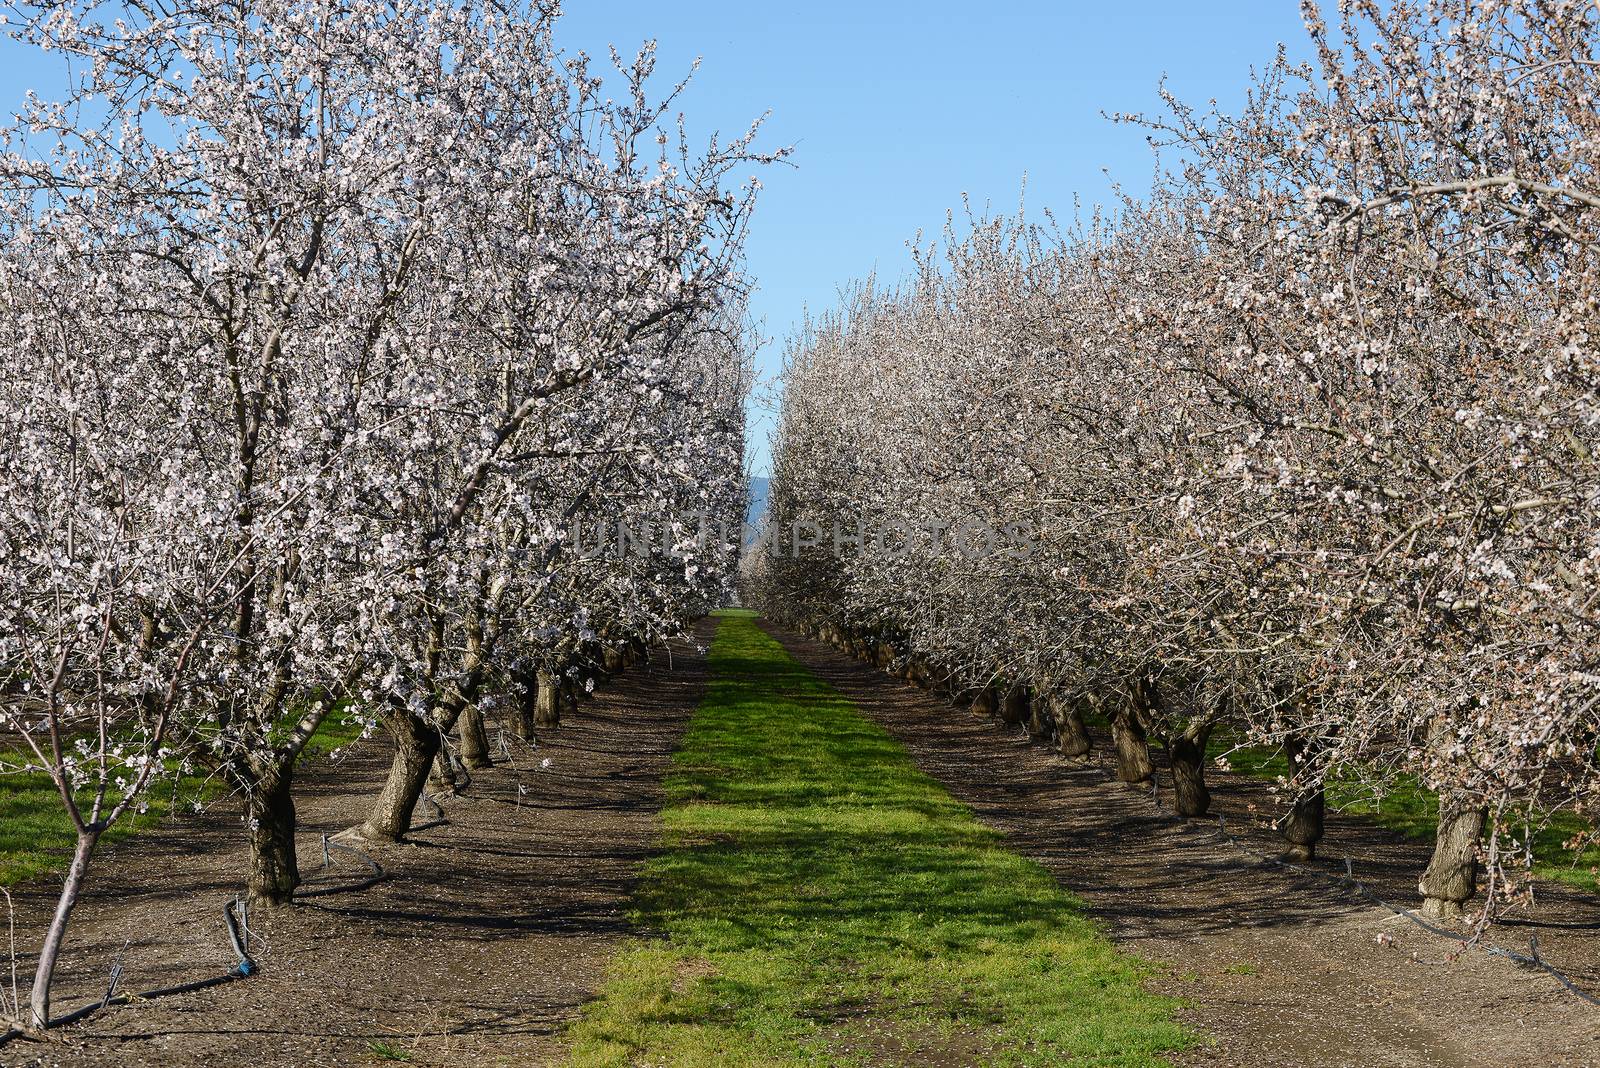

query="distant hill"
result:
[746,475,770,534]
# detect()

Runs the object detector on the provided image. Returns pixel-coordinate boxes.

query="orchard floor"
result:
[2,622,713,1068]
[5,614,1600,1067]
[763,622,1600,1068]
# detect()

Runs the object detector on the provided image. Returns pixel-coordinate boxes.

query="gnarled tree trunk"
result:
[535,668,561,729]
[1168,721,1214,817]
[359,707,442,842]
[1111,686,1154,787]
[1419,798,1487,920]
[970,686,998,719]
[1000,684,1028,728]
[1417,720,1487,920]
[510,668,539,739]
[431,746,466,794]
[459,702,492,769]
[244,764,300,906]
[1052,695,1093,761]
[1026,689,1051,740]
[1278,735,1325,861]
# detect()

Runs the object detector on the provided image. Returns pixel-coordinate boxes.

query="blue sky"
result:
[552,1,1314,474]
[0,1,1315,474]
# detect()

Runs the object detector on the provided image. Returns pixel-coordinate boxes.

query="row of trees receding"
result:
[0,0,765,1031]
[750,0,1600,927]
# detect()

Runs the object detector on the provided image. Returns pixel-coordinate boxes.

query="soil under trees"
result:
[2,613,1596,1066]
[762,622,1600,1068]
[1,628,712,1068]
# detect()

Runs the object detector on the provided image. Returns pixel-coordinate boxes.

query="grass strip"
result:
[566,610,1191,1067]
[0,708,368,887]
[1206,737,1600,894]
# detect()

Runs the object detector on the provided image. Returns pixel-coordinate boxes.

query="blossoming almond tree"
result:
[342,30,771,844]
[0,0,766,1028]
[0,0,521,1021]
[760,0,1600,925]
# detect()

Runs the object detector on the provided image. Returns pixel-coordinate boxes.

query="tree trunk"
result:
[28,828,100,1030]
[431,747,465,794]
[359,709,441,842]
[535,669,561,729]
[1168,722,1214,817]
[1111,689,1154,787]
[459,702,492,769]
[1419,798,1487,920]
[1053,696,1093,761]
[245,768,300,906]
[970,686,998,719]
[1000,685,1028,728]
[1417,719,1487,920]
[602,645,625,673]
[1026,690,1051,740]
[909,659,931,689]
[512,669,539,739]
[1278,735,1325,861]
[560,677,580,719]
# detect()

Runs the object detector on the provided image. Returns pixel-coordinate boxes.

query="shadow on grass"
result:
[565,614,1193,1068]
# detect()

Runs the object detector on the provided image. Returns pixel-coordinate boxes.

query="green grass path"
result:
[565,611,1191,1067]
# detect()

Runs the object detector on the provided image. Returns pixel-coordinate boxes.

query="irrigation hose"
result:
[2,797,427,1045]
[296,835,385,899]
[0,898,257,1045]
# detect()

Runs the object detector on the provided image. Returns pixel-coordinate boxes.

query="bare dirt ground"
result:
[3,624,710,1068]
[762,622,1600,1068]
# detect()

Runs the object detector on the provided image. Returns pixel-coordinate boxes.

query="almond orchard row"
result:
[750,0,1600,926]
[0,0,766,1030]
